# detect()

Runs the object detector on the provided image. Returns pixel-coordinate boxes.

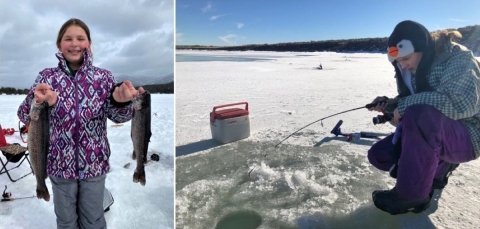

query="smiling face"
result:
[57,25,91,70]
[396,52,423,72]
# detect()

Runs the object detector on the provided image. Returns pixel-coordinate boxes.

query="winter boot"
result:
[372,188,431,215]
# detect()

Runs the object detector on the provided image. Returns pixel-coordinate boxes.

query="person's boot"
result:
[432,163,459,190]
[372,188,431,215]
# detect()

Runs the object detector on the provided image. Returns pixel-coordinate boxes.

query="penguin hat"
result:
[387,20,434,63]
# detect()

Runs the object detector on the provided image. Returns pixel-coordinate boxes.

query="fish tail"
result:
[37,185,50,202]
[133,168,146,186]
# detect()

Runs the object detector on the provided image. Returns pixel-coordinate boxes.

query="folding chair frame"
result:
[0,152,33,182]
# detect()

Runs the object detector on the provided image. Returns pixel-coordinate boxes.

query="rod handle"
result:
[365,102,385,109]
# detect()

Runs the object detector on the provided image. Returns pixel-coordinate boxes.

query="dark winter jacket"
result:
[386,33,480,158]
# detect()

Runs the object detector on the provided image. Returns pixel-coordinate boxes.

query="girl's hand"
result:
[368,96,389,112]
[138,86,145,95]
[112,80,146,103]
[34,83,57,106]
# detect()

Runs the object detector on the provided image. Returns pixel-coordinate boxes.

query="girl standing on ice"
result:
[17,18,145,228]
[367,20,480,215]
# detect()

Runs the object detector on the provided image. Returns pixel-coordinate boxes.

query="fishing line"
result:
[248,102,381,178]
[274,103,378,148]
[1,195,38,202]
[1,185,49,202]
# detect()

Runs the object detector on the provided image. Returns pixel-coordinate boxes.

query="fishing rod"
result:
[248,101,385,179]
[1,195,37,202]
[1,185,39,202]
[274,102,380,147]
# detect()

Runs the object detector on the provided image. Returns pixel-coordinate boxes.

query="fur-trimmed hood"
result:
[433,30,463,56]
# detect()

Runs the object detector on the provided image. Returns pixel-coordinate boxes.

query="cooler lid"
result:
[210,102,249,123]
[212,108,249,120]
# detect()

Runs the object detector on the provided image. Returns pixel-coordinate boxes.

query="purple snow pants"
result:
[368,104,476,200]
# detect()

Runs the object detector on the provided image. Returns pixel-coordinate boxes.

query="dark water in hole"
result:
[215,210,262,229]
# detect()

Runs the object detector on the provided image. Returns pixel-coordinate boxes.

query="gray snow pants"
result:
[49,174,107,229]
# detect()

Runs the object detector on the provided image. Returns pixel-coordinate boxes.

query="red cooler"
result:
[210,102,250,143]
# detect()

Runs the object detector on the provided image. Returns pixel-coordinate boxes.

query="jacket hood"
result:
[56,48,93,75]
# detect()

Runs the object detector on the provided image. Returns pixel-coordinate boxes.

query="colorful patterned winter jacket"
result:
[393,38,480,158]
[18,50,133,179]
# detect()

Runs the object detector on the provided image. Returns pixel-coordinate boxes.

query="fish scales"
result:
[131,91,152,186]
[27,101,50,201]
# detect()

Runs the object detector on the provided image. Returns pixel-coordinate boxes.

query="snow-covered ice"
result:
[0,94,174,229]
[175,50,480,229]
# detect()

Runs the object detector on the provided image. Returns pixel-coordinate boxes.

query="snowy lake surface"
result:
[175,50,480,229]
[0,94,174,229]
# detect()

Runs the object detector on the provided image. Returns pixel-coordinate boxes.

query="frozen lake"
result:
[175,50,480,229]
[1,94,174,229]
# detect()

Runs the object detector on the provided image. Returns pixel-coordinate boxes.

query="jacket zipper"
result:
[73,69,80,178]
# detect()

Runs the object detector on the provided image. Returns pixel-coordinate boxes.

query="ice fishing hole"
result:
[215,210,262,229]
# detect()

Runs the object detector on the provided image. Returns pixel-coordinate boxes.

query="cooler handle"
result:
[210,102,248,123]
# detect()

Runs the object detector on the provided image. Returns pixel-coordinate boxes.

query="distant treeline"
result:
[0,87,29,95]
[142,81,174,94]
[0,81,174,95]
[177,25,480,54]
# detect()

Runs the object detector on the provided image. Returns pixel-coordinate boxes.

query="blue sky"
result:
[176,0,480,46]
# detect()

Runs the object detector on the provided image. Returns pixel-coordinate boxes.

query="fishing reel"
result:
[372,113,393,125]
[1,185,39,202]
[2,185,12,201]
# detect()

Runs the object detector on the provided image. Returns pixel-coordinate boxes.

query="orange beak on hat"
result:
[387,39,415,62]
[388,46,399,58]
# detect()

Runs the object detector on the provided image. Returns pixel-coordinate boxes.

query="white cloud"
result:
[210,14,226,21]
[219,34,237,45]
[201,2,212,12]
[237,23,244,29]
[102,28,173,78]
[0,0,174,89]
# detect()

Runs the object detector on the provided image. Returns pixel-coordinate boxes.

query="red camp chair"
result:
[0,123,32,182]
